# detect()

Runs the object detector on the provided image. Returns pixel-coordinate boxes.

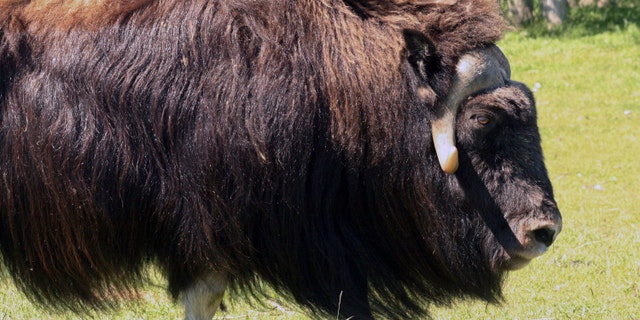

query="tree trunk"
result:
[505,0,534,27]
[541,0,569,25]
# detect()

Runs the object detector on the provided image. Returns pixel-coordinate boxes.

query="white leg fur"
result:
[183,273,227,320]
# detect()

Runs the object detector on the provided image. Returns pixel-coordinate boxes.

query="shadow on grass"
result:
[516,0,640,38]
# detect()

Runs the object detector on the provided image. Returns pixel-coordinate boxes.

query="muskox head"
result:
[404,30,562,272]
[455,83,563,271]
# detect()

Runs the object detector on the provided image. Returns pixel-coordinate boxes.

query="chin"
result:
[499,255,533,271]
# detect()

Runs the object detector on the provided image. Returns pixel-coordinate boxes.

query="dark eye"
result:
[473,115,491,125]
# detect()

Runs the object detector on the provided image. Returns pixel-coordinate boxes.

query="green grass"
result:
[512,0,640,38]
[2,7,640,320]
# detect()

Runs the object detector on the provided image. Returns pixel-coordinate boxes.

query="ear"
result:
[0,37,8,95]
[0,40,12,97]
[403,29,438,81]
[1,27,26,93]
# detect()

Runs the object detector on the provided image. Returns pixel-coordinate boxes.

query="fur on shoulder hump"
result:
[0,0,153,31]
[344,0,506,54]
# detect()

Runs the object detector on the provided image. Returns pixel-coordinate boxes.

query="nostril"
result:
[533,227,556,247]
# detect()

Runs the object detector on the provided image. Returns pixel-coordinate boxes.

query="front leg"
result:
[182,272,227,320]
[336,260,374,320]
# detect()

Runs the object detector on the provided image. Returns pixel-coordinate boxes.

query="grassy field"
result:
[2,4,639,320]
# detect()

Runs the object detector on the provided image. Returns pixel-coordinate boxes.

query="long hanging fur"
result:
[0,0,536,319]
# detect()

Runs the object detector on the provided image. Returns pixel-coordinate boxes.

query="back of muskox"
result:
[0,0,256,312]
[0,0,509,318]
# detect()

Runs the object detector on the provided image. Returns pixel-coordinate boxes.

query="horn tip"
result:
[441,146,459,174]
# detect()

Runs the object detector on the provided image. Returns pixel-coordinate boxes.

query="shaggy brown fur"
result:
[0,1,561,319]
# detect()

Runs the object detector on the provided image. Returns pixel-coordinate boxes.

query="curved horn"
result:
[432,45,511,174]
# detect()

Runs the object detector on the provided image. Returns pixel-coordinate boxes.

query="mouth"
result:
[499,251,537,271]
[499,241,551,271]
[500,255,532,271]
[492,216,562,272]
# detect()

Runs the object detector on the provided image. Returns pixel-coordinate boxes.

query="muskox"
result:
[0,0,562,319]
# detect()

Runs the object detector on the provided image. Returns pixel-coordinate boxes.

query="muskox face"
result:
[405,30,562,272]
[454,82,562,271]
